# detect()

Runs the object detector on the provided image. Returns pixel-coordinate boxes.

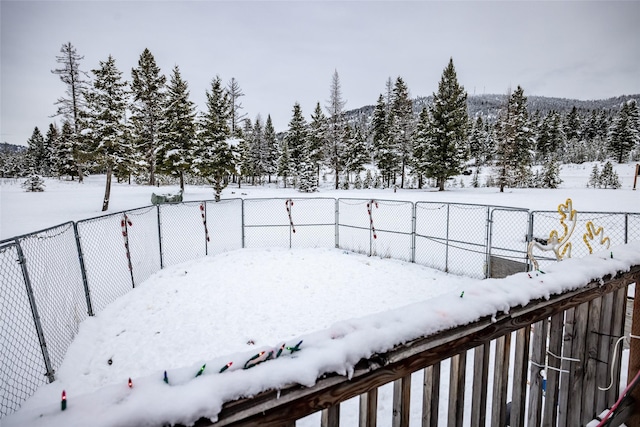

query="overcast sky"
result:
[1,1,639,146]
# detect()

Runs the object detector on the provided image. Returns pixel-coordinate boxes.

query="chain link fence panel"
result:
[123,206,162,288]
[337,199,413,261]
[17,223,88,375]
[159,202,208,267]
[489,208,532,276]
[415,202,449,273]
[445,204,490,278]
[288,198,335,249]
[530,210,630,271]
[76,213,137,314]
[0,241,48,418]
[204,199,243,255]
[628,213,640,243]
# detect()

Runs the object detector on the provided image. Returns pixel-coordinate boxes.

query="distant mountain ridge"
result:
[344,94,640,124]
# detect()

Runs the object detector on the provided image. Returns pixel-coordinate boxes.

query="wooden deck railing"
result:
[186,265,640,427]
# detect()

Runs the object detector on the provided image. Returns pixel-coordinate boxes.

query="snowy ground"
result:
[1,162,639,426]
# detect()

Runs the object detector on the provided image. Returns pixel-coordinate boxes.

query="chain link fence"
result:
[1,197,639,419]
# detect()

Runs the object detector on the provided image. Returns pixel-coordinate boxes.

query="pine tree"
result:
[343,124,368,182]
[22,174,46,192]
[468,116,485,167]
[277,138,294,188]
[285,102,309,185]
[539,157,563,188]
[26,127,46,174]
[389,76,414,188]
[588,164,600,188]
[609,100,640,163]
[236,118,253,186]
[263,115,278,183]
[371,94,397,186]
[298,140,318,193]
[599,160,621,189]
[84,55,129,211]
[250,115,265,183]
[413,59,468,191]
[51,42,89,182]
[43,123,58,177]
[192,76,235,201]
[325,70,346,189]
[363,169,373,189]
[56,121,79,179]
[157,65,197,192]
[131,48,166,186]
[308,102,327,181]
[494,86,533,192]
[226,77,247,137]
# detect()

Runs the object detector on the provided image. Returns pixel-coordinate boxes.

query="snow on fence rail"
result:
[0,198,639,420]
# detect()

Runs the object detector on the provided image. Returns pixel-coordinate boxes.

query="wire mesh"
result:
[337,198,413,260]
[289,198,335,249]
[489,208,532,274]
[76,214,137,314]
[628,213,640,243]
[243,198,292,248]
[124,206,161,285]
[530,210,630,271]
[414,202,449,273]
[204,199,243,255]
[445,204,490,278]
[0,242,48,418]
[16,223,87,375]
[159,202,208,267]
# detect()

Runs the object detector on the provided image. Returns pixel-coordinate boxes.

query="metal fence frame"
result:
[1,198,638,419]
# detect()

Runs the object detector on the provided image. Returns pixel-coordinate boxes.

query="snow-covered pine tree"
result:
[226,77,247,137]
[192,76,235,201]
[263,115,279,184]
[250,115,265,184]
[22,174,45,192]
[131,48,166,186]
[609,99,639,163]
[343,124,368,184]
[354,173,363,189]
[363,169,373,189]
[371,94,397,187]
[308,102,327,181]
[413,58,468,191]
[277,138,294,188]
[588,164,600,188]
[51,42,89,182]
[26,127,46,175]
[325,70,346,189]
[540,157,562,188]
[157,65,197,192]
[285,102,309,185]
[42,124,58,177]
[494,86,533,192]
[297,141,318,193]
[389,77,414,188]
[84,55,129,211]
[55,121,79,179]
[468,116,485,167]
[599,160,621,189]
[236,118,253,186]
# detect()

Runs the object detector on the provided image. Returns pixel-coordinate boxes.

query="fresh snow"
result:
[1,162,639,426]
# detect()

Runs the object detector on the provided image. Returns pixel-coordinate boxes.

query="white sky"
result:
[1,1,639,146]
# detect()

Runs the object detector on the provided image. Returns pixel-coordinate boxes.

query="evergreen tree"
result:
[236,118,253,185]
[599,160,621,189]
[26,127,46,174]
[609,99,640,163]
[494,86,533,192]
[588,164,600,188]
[371,94,397,186]
[84,55,129,211]
[263,115,278,183]
[298,138,318,193]
[277,138,294,188]
[389,76,414,188]
[539,157,563,188]
[22,174,46,192]
[131,48,166,185]
[325,70,346,189]
[285,103,309,183]
[51,42,89,182]
[192,76,235,201]
[468,116,485,167]
[43,123,58,177]
[564,106,581,142]
[56,121,79,179]
[226,77,247,136]
[363,169,373,189]
[250,115,265,183]
[157,65,197,192]
[343,124,368,182]
[413,59,468,191]
[308,102,327,180]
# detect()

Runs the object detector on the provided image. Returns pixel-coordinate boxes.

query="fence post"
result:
[157,205,164,269]
[527,211,535,271]
[241,199,246,249]
[73,222,94,317]
[15,239,56,383]
[122,213,135,288]
[335,199,339,249]
[445,204,450,273]
[485,206,492,279]
[204,202,209,256]
[625,213,629,244]
[411,202,416,264]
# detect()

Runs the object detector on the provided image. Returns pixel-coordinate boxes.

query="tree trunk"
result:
[401,160,405,188]
[438,177,445,191]
[102,165,112,211]
[179,171,185,193]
